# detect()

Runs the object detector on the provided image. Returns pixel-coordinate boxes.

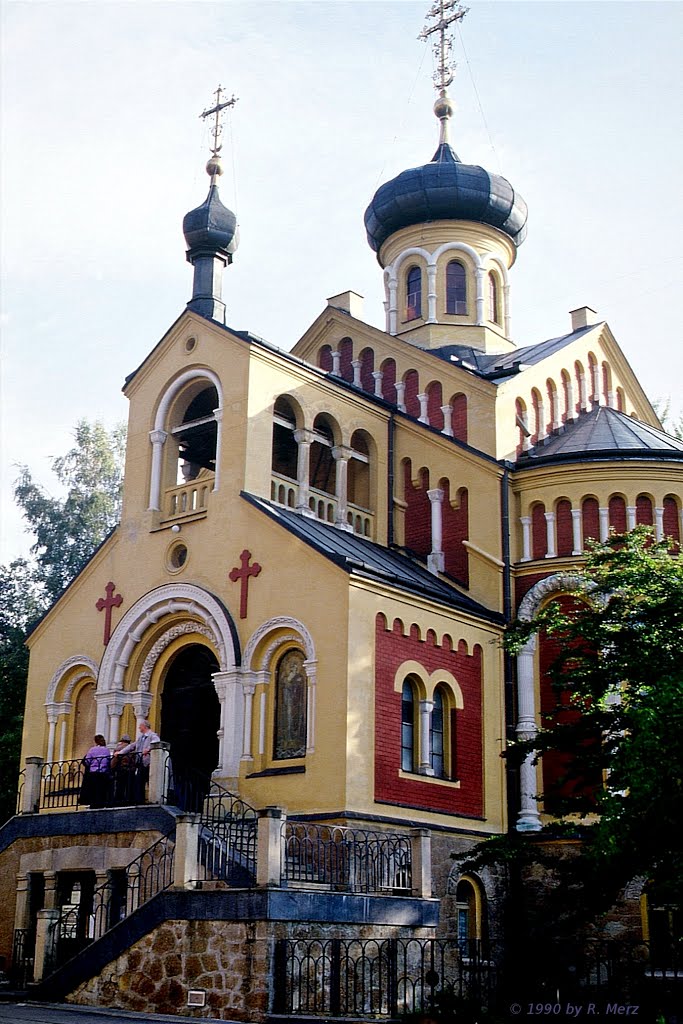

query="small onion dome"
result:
[183,181,239,256]
[364,142,527,256]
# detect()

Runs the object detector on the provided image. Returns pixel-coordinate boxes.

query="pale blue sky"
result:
[2,0,682,562]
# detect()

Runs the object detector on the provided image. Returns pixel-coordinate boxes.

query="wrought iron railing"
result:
[15,769,25,814]
[52,830,175,971]
[163,762,258,886]
[283,822,412,894]
[10,927,34,987]
[37,754,145,811]
[273,937,496,1017]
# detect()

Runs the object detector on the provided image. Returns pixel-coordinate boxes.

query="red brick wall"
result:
[609,495,626,533]
[339,337,354,383]
[360,348,375,392]
[556,499,573,557]
[582,497,600,542]
[514,571,549,609]
[404,462,431,558]
[636,494,653,525]
[404,369,420,418]
[452,394,467,443]
[663,496,680,545]
[532,504,547,559]
[381,359,397,404]
[374,614,483,817]
[442,483,469,586]
[427,381,444,430]
[319,345,332,371]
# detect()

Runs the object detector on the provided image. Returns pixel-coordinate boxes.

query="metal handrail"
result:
[283,821,412,894]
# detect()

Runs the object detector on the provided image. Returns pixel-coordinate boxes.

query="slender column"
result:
[332,446,353,531]
[565,381,576,421]
[21,757,43,814]
[578,371,588,412]
[571,508,583,555]
[426,265,437,323]
[213,669,244,779]
[441,404,453,437]
[351,359,362,387]
[259,691,267,756]
[46,708,58,764]
[418,700,434,775]
[148,429,168,511]
[417,393,429,424]
[427,488,445,574]
[474,268,484,324]
[592,364,601,406]
[503,282,511,338]
[544,512,557,558]
[410,829,432,899]
[107,703,123,746]
[607,390,616,409]
[304,658,318,754]
[516,636,541,831]
[372,370,384,398]
[395,380,407,413]
[520,516,532,562]
[58,719,67,762]
[256,807,285,887]
[173,814,201,889]
[536,400,548,442]
[626,506,637,531]
[294,429,315,516]
[388,276,398,336]
[599,507,610,542]
[654,506,664,542]
[331,349,341,376]
[242,683,256,761]
[212,406,223,491]
[551,391,561,431]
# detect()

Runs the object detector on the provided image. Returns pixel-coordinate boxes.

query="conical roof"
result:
[525,406,683,462]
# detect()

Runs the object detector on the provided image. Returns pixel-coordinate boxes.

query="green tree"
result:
[14,419,126,602]
[0,560,47,824]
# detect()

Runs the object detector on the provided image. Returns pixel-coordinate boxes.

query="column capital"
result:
[331,445,354,462]
[149,429,168,446]
[427,487,444,504]
[293,428,315,445]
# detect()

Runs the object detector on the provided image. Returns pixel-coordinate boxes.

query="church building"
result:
[1,3,681,1018]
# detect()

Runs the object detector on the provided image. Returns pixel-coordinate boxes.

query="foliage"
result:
[464,529,683,926]
[13,419,126,602]
[0,560,48,823]
[653,397,683,440]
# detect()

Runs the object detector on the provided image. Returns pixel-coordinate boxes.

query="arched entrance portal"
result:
[160,644,220,808]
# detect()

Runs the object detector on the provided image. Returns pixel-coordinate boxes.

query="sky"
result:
[2,0,682,564]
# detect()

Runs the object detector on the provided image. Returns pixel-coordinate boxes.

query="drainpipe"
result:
[501,464,519,830]
[387,413,395,546]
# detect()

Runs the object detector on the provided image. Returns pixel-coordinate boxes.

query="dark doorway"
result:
[160,644,220,810]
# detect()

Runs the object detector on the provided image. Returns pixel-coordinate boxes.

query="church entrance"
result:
[160,644,220,810]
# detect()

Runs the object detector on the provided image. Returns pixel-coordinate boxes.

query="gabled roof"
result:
[520,405,683,465]
[243,493,502,623]
[430,324,600,382]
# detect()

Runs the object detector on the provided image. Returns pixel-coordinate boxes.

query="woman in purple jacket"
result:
[79,734,112,808]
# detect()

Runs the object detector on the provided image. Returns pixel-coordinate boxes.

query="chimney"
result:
[327,291,364,320]
[569,306,599,332]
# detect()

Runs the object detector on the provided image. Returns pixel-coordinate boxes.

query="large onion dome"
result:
[183,182,238,256]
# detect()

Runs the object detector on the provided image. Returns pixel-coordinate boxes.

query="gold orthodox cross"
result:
[419,0,469,92]
[200,85,238,156]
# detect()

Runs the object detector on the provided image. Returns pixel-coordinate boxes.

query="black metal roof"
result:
[243,492,501,622]
[183,182,238,255]
[364,142,527,256]
[522,406,683,463]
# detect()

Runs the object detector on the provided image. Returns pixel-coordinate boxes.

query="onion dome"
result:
[183,156,239,257]
[364,92,527,256]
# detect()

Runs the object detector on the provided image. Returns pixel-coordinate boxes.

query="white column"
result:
[654,506,665,542]
[474,267,485,325]
[592,364,601,406]
[395,380,407,413]
[212,406,223,491]
[607,391,616,409]
[58,720,67,761]
[516,636,541,831]
[46,707,59,763]
[544,512,557,558]
[427,488,445,574]
[503,282,511,338]
[331,349,341,376]
[441,404,453,437]
[418,699,434,775]
[294,429,314,516]
[212,669,244,779]
[626,506,637,531]
[536,400,548,442]
[579,371,588,412]
[372,370,384,398]
[599,507,610,542]
[571,508,583,555]
[388,277,398,335]
[147,429,168,511]
[426,265,437,323]
[551,391,561,431]
[332,446,353,531]
[107,703,123,745]
[417,393,429,424]
[520,516,532,562]
[241,683,255,761]
[258,691,267,756]
[565,381,576,421]
[351,359,362,387]
[304,658,317,754]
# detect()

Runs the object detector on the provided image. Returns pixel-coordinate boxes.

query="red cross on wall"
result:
[96,581,123,646]
[229,549,262,619]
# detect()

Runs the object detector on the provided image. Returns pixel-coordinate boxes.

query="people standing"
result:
[111,734,135,805]
[79,734,112,808]
[112,720,160,804]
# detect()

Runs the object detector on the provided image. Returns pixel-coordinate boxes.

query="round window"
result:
[184,336,197,353]
[166,542,188,572]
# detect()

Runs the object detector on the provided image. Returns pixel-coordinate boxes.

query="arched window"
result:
[663,495,681,547]
[310,415,336,496]
[273,650,307,760]
[431,688,444,778]
[636,494,653,526]
[532,503,547,559]
[401,680,416,772]
[454,878,487,956]
[446,260,467,315]
[348,430,371,513]
[556,499,573,557]
[451,393,468,443]
[406,266,422,321]
[173,385,219,484]
[488,272,500,325]
[609,495,627,533]
[426,381,444,430]
[582,496,600,542]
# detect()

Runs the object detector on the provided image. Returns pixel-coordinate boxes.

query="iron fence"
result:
[10,927,34,987]
[283,822,413,894]
[15,769,25,814]
[164,763,258,887]
[52,830,175,971]
[37,755,145,811]
[273,937,497,1017]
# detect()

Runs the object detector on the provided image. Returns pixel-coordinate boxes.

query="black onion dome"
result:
[364,142,527,255]
[183,182,238,255]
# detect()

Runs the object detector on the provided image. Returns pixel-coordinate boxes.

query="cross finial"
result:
[419,0,469,93]
[200,85,238,159]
